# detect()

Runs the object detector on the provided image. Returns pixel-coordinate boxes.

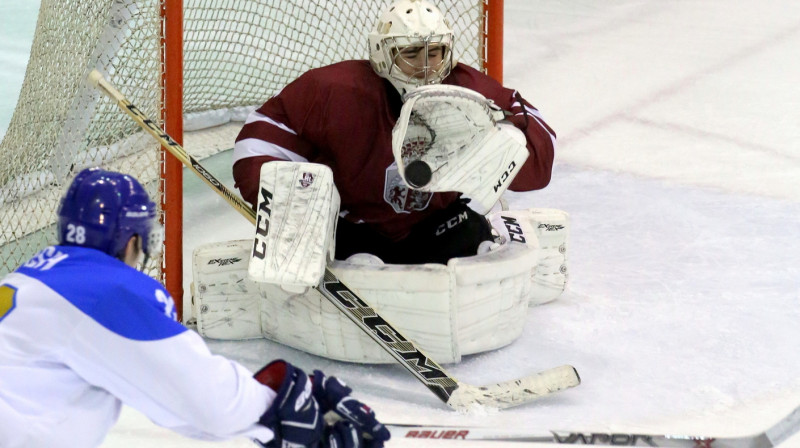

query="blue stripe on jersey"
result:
[16,246,186,341]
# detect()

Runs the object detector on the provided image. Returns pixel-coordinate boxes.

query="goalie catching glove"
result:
[391,85,529,214]
[255,360,390,448]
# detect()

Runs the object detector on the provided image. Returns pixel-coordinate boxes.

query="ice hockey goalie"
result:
[190,162,569,364]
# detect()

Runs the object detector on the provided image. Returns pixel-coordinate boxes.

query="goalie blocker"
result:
[248,161,339,292]
[191,207,569,364]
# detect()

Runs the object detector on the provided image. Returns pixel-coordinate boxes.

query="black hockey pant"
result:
[334,200,494,265]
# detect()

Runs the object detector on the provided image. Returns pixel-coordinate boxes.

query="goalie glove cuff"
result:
[497,121,527,146]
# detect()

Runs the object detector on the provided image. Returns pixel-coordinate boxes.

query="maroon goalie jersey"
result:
[233,60,556,241]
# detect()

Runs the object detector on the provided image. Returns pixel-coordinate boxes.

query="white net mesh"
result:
[0,0,488,277]
[0,0,163,275]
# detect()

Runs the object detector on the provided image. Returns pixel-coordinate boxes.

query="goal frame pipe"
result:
[162,0,184,321]
[484,0,504,83]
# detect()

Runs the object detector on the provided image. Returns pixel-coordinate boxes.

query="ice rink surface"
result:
[3,1,800,446]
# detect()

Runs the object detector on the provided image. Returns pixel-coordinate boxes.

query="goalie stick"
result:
[384,402,800,447]
[87,69,580,411]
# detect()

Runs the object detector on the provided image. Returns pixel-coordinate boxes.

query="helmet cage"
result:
[381,34,453,90]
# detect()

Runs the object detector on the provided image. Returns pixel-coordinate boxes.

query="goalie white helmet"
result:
[368,0,454,97]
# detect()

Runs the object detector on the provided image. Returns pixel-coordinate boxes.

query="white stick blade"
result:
[446,365,580,410]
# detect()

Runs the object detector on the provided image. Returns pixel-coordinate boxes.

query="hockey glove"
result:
[312,371,390,447]
[255,360,323,447]
[323,420,366,448]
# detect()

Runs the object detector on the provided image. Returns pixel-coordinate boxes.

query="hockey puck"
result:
[404,160,432,188]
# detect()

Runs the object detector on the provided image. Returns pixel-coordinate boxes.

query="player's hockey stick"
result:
[385,402,800,447]
[87,69,580,411]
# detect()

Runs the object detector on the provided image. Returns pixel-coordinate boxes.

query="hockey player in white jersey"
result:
[0,168,389,448]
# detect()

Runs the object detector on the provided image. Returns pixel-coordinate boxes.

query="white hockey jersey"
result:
[0,245,276,447]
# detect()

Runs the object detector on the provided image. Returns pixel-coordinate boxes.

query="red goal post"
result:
[0,0,504,322]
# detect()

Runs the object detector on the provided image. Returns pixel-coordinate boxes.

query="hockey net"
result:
[0,0,501,315]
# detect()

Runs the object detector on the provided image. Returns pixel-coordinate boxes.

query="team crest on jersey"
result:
[299,172,314,188]
[384,161,432,214]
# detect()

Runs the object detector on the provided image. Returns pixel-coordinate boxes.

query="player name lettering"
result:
[23,247,69,271]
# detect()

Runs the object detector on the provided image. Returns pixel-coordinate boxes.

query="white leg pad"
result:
[191,240,262,339]
[529,208,570,305]
[329,261,457,363]
[446,242,538,356]
[191,236,542,363]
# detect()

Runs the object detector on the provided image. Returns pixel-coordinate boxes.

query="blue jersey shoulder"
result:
[16,246,186,341]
